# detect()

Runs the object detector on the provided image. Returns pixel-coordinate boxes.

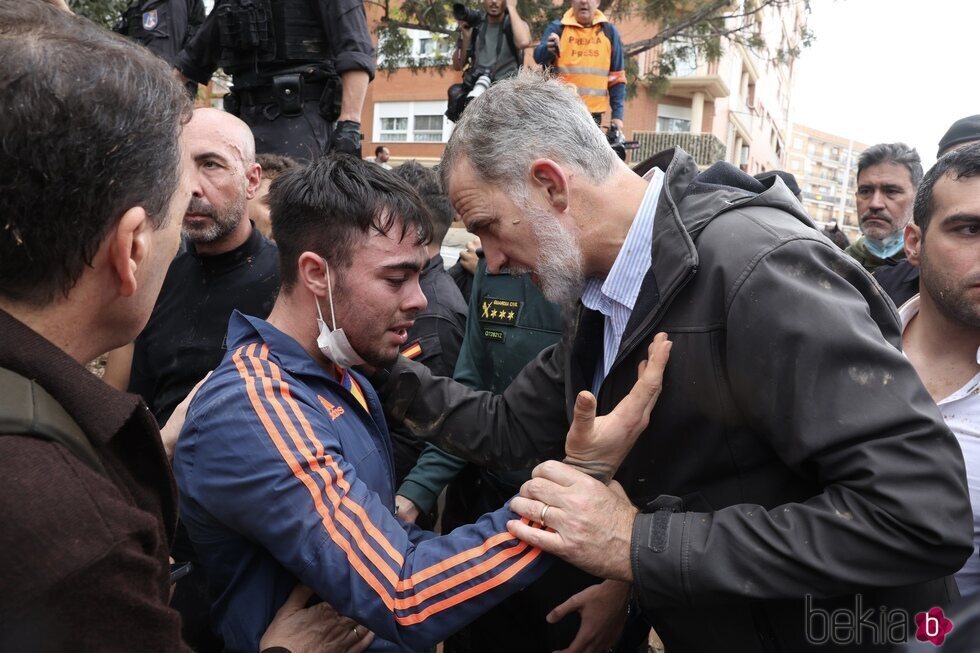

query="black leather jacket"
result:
[377,148,973,651]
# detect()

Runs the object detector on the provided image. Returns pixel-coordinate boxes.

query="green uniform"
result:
[397,258,561,513]
[399,258,598,653]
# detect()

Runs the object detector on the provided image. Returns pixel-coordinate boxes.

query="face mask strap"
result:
[314,258,339,331]
[325,261,338,331]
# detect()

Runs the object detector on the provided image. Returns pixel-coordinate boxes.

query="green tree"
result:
[69,0,129,29]
[371,0,814,95]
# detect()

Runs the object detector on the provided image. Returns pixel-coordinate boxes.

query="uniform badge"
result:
[142,10,159,30]
[482,328,505,343]
[479,298,521,326]
[401,341,423,360]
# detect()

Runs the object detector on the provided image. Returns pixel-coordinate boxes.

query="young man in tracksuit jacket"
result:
[375,72,975,652]
[174,155,666,651]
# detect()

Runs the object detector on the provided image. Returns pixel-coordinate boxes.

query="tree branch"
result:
[623,0,731,57]
[622,0,801,57]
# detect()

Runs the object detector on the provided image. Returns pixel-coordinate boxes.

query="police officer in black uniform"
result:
[174,0,375,161]
[115,0,206,66]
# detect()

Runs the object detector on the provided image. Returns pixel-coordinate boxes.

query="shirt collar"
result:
[581,167,665,315]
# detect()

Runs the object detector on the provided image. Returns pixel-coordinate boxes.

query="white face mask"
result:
[315,260,365,369]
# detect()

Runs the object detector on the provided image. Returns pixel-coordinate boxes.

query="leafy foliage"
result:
[69,0,129,28]
[371,0,814,97]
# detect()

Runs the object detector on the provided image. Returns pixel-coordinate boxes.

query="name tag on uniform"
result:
[482,328,505,343]
[479,298,520,326]
[142,10,159,30]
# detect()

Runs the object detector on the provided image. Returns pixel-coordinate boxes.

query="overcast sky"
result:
[792,0,980,168]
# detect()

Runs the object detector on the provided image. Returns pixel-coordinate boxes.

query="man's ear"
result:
[109,206,152,298]
[528,159,569,212]
[244,162,262,200]
[904,222,922,267]
[297,251,330,295]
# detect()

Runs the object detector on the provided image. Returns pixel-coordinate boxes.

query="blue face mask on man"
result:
[863,230,905,260]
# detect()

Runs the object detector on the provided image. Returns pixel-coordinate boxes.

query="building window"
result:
[374,101,452,143]
[662,40,699,77]
[657,116,691,133]
[413,115,444,142]
[380,117,409,142]
[656,104,693,134]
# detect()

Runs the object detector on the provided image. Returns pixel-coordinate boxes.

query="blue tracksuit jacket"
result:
[174,312,548,651]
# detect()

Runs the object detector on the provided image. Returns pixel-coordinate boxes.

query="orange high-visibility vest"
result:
[554,10,624,114]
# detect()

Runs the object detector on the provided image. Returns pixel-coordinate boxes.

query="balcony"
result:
[632,132,727,167]
[664,73,730,100]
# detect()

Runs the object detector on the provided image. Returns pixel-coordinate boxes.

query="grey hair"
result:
[441,68,619,199]
[857,142,924,189]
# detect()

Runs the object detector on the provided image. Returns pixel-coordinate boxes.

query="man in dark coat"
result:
[0,5,371,651]
[374,70,974,651]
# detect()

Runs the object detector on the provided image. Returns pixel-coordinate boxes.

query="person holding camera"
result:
[534,0,626,133]
[446,0,530,120]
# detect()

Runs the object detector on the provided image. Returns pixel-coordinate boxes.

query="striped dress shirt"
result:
[581,167,665,395]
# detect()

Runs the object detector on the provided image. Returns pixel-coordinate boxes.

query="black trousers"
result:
[239,100,332,163]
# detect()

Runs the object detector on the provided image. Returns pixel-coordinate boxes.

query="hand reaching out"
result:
[563,332,671,482]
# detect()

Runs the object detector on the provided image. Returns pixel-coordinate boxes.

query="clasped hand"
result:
[508,332,671,581]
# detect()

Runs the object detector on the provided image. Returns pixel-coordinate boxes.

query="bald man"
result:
[127,108,283,650]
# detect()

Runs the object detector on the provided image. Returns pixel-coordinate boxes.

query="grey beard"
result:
[526,205,585,305]
[182,194,246,244]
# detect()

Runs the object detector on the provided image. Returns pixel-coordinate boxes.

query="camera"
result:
[452,3,483,27]
[445,66,493,123]
[606,124,640,161]
[466,72,492,101]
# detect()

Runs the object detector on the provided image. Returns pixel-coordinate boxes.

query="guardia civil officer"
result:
[175,0,375,161]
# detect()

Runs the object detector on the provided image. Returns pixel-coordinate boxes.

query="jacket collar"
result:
[424,253,445,275]
[0,308,149,447]
[561,8,608,27]
[585,148,814,381]
[228,310,375,395]
[229,310,330,381]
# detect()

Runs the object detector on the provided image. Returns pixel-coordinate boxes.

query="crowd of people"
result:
[1,1,979,653]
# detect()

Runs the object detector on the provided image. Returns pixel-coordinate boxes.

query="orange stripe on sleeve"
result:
[397,530,518,591]
[235,344,542,625]
[394,546,544,626]
[260,349,406,570]
[232,345,398,607]
[245,349,403,587]
[394,540,532,609]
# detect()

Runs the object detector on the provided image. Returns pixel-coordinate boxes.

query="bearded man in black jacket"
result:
[372,69,974,652]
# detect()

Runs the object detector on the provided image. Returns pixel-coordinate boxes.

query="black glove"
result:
[330,120,362,156]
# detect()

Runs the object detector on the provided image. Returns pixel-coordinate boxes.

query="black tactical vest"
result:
[215,0,328,72]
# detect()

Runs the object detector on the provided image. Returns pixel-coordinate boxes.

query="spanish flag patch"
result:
[401,341,423,360]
